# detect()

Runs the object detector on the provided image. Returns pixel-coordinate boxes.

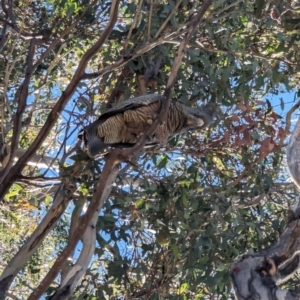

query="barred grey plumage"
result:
[78,94,215,157]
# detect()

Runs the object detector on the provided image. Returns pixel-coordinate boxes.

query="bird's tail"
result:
[78,124,105,157]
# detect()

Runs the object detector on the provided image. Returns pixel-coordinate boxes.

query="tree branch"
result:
[147,0,153,41]
[231,113,300,299]
[106,65,134,108]
[0,40,35,181]
[283,100,300,146]
[119,0,213,161]
[0,0,121,200]
[194,40,300,67]
[123,0,143,51]
[60,198,86,284]
[0,184,74,299]
[1,147,59,171]
[287,116,300,191]
[154,0,184,38]
[82,20,204,81]
[49,167,118,300]
[27,154,120,300]
[230,203,300,299]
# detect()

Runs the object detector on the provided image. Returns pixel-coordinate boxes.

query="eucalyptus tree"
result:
[0,0,300,299]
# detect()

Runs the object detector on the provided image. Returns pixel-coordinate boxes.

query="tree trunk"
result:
[230,117,300,299]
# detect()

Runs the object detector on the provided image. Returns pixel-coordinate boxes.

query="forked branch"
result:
[230,115,300,299]
[120,0,213,161]
[27,157,120,300]
[48,166,119,300]
[26,0,213,298]
[0,0,121,200]
[0,40,36,182]
[0,0,121,298]
[0,183,74,299]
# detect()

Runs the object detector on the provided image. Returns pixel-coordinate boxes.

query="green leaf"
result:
[157,155,168,168]
[254,0,265,17]
[179,282,188,294]
[66,3,76,17]
[107,262,123,278]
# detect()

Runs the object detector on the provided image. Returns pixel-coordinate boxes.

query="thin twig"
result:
[32,2,97,72]
[3,34,19,116]
[285,100,300,139]
[27,154,120,300]
[32,26,74,73]
[0,40,36,181]
[205,0,243,22]
[25,2,121,299]
[0,183,74,299]
[27,1,212,299]
[147,0,153,41]
[124,0,143,51]
[0,3,50,41]
[83,30,188,80]
[194,41,300,67]
[155,0,184,38]
[120,0,213,161]
[0,0,121,200]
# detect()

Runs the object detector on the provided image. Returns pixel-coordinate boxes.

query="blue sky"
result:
[28,82,300,299]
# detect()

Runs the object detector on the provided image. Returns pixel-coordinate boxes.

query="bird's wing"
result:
[97,94,165,121]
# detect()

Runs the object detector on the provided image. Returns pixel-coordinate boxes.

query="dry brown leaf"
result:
[259,137,275,160]
[231,115,240,122]
[243,115,254,124]
[277,127,286,139]
[245,104,255,112]
[237,103,247,112]
[224,130,231,143]
[243,131,252,146]
[256,100,266,105]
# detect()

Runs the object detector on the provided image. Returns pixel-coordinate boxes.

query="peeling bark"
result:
[0,184,73,299]
[287,117,300,191]
[1,147,59,170]
[0,1,213,298]
[230,115,300,299]
[49,167,118,300]
[27,1,213,298]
